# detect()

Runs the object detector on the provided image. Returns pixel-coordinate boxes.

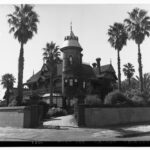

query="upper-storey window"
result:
[69,79,73,86]
[69,55,73,65]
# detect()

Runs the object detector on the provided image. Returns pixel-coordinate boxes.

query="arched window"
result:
[69,56,73,65]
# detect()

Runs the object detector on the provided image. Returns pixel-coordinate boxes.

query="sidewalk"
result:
[0,115,150,141]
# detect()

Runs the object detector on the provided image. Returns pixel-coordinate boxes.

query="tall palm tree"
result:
[108,23,128,91]
[123,63,135,86]
[43,42,60,105]
[7,4,39,105]
[124,8,150,92]
[1,73,16,106]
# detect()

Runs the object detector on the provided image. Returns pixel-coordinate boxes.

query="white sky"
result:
[0,1,150,99]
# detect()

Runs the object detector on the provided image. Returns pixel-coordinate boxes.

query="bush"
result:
[8,99,17,106]
[47,107,67,117]
[131,95,147,106]
[124,89,150,106]
[84,95,102,105]
[104,90,133,106]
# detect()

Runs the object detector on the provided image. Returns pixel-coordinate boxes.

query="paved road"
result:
[0,115,150,142]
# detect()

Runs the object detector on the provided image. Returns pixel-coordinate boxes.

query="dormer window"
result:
[69,56,73,65]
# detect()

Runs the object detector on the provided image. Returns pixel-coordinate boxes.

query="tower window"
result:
[69,56,73,65]
[74,79,78,83]
[69,79,73,86]
[65,79,68,83]
[83,81,86,88]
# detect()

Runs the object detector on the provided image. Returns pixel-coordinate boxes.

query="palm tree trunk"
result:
[117,49,121,91]
[138,44,143,92]
[128,77,131,87]
[6,87,9,106]
[17,42,24,106]
[50,69,53,106]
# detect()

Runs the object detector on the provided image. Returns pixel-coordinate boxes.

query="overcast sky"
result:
[0,4,150,99]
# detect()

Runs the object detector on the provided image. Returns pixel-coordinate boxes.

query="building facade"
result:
[7,26,117,107]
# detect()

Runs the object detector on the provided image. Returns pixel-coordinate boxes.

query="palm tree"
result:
[43,42,60,105]
[123,63,135,86]
[124,8,150,92]
[1,73,16,106]
[108,23,128,91]
[7,4,39,105]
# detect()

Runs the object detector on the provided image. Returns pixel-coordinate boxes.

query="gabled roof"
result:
[93,64,117,80]
[82,63,96,79]
[93,64,115,74]
[26,62,62,84]
[26,70,41,84]
[26,62,117,85]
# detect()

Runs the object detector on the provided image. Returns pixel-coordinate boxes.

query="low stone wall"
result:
[0,106,42,128]
[77,105,150,127]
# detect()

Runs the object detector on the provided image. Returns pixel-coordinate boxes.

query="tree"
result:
[124,8,150,92]
[123,63,135,86]
[7,4,39,105]
[108,23,128,91]
[136,73,150,92]
[43,42,60,105]
[1,73,16,106]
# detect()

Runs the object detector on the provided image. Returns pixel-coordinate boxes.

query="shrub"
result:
[124,89,150,106]
[84,95,102,105]
[47,107,67,117]
[104,90,132,106]
[131,95,147,106]
[8,99,17,106]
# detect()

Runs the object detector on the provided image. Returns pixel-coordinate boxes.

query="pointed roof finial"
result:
[70,21,72,32]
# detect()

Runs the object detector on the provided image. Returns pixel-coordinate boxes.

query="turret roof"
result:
[61,24,82,50]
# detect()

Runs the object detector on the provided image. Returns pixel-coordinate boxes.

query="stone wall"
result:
[0,106,42,128]
[76,105,150,127]
[84,107,150,127]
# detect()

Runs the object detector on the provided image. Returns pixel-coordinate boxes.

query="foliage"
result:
[108,22,128,91]
[43,42,60,66]
[108,23,128,51]
[47,107,67,118]
[124,8,150,92]
[7,4,39,44]
[42,42,61,105]
[8,99,17,107]
[1,73,16,89]
[7,4,39,105]
[121,77,138,92]
[124,89,150,105]
[123,63,135,86]
[104,90,133,106]
[124,8,150,45]
[1,73,16,106]
[84,95,102,105]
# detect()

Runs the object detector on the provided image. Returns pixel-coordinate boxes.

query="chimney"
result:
[96,58,101,74]
[92,63,97,68]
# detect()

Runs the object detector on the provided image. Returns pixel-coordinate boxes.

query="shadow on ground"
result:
[109,127,150,138]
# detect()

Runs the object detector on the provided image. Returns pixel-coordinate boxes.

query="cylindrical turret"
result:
[60,25,83,97]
